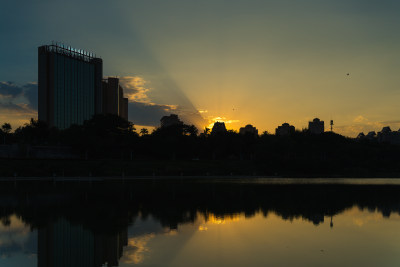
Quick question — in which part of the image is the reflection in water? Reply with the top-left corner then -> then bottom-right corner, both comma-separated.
38,218 -> 127,267
121,233 -> 154,264
0,179 -> 399,266
0,215 -> 36,259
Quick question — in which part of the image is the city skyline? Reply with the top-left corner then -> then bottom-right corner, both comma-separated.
1,1 -> 400,136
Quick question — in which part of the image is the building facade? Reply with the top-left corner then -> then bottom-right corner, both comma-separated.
102,77 -> 128,120
39,43 -> 129,129
38,43 -> 103,129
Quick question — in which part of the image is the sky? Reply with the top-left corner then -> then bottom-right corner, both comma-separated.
1,0 -> 400,136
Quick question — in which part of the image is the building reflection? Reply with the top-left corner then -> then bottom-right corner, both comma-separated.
0,180 -> 399,266
38,218 -> 127,267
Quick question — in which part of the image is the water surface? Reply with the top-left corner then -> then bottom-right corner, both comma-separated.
0,178 -> 399,267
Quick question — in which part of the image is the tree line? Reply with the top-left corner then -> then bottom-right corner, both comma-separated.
1,114 -> 400,176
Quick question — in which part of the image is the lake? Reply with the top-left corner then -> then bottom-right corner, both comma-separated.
0,178 -> 400,267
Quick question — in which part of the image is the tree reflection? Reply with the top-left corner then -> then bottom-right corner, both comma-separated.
0,180 -> 399,266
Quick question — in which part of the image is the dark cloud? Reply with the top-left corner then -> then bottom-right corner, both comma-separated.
0,82 -> 23,97
22,83 -> 38,110
0,81 -> 37,114
128,101 -> 206,128
128,102 -> 172,126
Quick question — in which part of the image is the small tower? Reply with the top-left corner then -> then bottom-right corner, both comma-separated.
330,120 -> 334,132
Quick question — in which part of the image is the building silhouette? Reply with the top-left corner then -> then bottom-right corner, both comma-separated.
38,218 -> 127,267
239,124 -> 258,136
38,42 -> 129,129
102,77 -> 128,120
211,122 -> 227,134
308,118 -> 324,134
38,43 -> 103,129
160,114 -> 183,128
275,123 -> 295,136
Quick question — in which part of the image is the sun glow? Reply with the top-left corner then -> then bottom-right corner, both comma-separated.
206,213 -> 242,225
207,116 -> 240,130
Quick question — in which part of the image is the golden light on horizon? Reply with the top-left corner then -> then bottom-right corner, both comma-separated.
207,116 -> 240,130
205,213 -> 242,225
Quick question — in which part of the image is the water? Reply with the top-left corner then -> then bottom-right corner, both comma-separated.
0,178 -> 400,267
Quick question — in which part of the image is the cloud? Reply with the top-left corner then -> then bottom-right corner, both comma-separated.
353,115 -> 368,123
119,76 -> 151,103
22,82 -> 38,110
0,81 -> 38,115
120,76 -> 206,128
206,116 -> 240,129
0,82 -> 23,98
128,102 -> 176,126
119,76 -> 176,126
0,102 -> 36,115
0,215 -> 37,258
120,233 -> 155,264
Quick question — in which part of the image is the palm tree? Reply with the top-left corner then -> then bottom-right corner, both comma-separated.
140,128 -> 149,136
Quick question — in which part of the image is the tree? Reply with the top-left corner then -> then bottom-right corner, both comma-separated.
1,123 -> 11,134
140,128 -> 149,136
1,123 -> 11,144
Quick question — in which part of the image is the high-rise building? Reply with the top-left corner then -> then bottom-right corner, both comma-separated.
102,77 -> 129,120
38,42 -> 103,129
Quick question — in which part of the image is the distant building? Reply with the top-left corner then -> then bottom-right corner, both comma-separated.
239,124 -> 258,136
102,77 -> 128,120
377,127 -> 400,145
275,123 -> 295,136
211,122 -> 227,134
38,43 -> 103,129
308,118 -> 324,134
160,114 -> 183,128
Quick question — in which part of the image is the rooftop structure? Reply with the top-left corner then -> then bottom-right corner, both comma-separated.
308,118 -> 324,134
239,124 -> 259,136
211,122 -> 227,134
275,123 -> 295,136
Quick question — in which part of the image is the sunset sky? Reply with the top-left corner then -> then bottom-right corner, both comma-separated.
1,0 -> 400,136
